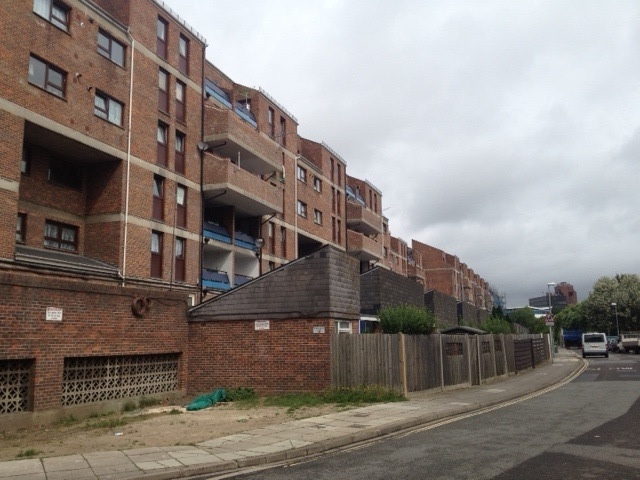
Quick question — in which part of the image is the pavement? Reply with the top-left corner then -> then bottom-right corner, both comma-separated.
0,348 -> 585,480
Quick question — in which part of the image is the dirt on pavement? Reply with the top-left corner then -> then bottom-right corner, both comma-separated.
0,397 -> 346,463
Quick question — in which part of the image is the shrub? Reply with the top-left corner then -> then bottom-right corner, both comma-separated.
379,304 -> 437,334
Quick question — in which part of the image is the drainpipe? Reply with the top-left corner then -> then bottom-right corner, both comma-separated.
199,43 -> 207,301
293,154 -> 298,258
122,28 -> 135,286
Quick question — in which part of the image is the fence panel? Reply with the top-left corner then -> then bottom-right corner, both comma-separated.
405,335 -> 441,391
494,335 -> 507,376
441,334 -> 470,387
330,333 -> 550,393
330,334 -> 401,391
513,339 -> 534,371
532,337 -> 547,365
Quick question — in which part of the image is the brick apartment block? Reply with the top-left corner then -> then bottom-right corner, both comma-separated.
0,0 -> 494,426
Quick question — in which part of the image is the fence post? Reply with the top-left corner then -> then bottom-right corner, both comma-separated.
530,338 -> 535,369
467,335 -> 472,387
398,333 -> 408,397
439,333 -> 445,391
501,334 -> 508,376
477,335 -> 482,384
491,334 -> 498,380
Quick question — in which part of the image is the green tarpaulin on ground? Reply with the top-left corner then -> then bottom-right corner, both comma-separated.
185,388 -> 226,411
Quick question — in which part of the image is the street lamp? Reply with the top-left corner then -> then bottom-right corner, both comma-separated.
255,237 -> 264,276
547,282 -> 556,361
611,302 -> 619,338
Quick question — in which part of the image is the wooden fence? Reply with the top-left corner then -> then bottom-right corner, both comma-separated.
331,333 -> 549,395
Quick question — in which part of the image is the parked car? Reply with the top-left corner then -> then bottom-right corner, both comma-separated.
582,332 -> 608,358
606,336 -> 619,352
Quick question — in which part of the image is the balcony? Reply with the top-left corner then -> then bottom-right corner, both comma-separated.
347,230 -> 382,262
203,155 -> 282,217
346,202 -> 382,236
203,107 -> 281,177
202,268 -> 230,291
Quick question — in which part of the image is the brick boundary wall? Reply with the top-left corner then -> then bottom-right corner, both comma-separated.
188,318 -> 351,395
0,269 -> 190,424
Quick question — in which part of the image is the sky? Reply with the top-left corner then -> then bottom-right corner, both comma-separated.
161,0 -> 640,307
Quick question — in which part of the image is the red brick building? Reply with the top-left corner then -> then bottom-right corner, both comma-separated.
0,0 -> 205,428
0,0 -> 495,427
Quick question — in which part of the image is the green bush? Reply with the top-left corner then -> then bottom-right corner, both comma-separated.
225,387 -> 256,401
379,304 -> 437,334
479,316 -> 513,334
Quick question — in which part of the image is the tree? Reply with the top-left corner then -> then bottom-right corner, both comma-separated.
378,304 -> 437,334
581,274 -> 640,334
507,307 -> 546,334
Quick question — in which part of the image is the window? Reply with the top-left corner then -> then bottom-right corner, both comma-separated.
175,80 -> 186,122
174,237 -> 185,282
314,209 -> 323,225
33,0 -> 70,31
153,175 -> 164,221
157,121 -> 168,166
313,176 -> 322,192
16,214 -> 26,243
151,230 -> 163,277
330,158 -> 334,182
337,219 -> 341,243
297,165 -> 307,183
48,159 -> 82,189
268,107 -> 275,137
44,220 -> 77,251
21,148 -> 30,175
331,187 -> 335,213
158,68 -> 169,113
175,131 -> 185,174
28,55 -> 65,98
297,201 -> 307,218
268,221 -> 275,254
97,29 -> 125,67
336,320 -> 352,334
279,117 -> 286,145
280,226 -> 286,256
176,184 -> 186,228
156,17 -> 168,59
336,191 -> 341,215
178,34 -> 189,74
94,91 -> 123,125
337,164 -> 342,186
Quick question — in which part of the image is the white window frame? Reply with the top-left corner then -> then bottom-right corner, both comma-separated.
336,320 -> 352,334
297,165 -> 307,183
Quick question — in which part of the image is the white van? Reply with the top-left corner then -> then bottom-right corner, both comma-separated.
582,332 -> 608,358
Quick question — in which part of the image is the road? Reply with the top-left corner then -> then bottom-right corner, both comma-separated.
216,353 -> 640,480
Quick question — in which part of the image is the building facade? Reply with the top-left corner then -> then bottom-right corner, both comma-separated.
1,0 -> 495,425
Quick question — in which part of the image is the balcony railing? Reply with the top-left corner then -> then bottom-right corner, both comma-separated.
234,102 -> 257,128
204,79 -> 232,108
202,268 -> 230,290
203,221 -> 231,244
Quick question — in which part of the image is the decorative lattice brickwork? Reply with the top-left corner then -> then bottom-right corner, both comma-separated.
0,359 -> 33,414
62,354 -> 179,406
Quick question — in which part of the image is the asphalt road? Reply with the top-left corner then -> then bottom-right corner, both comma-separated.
219,353 -> 640,480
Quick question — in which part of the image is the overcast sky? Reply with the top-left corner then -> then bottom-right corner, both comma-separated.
162,0 -> 640,307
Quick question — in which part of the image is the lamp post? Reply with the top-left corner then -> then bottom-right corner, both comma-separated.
611,302 -> 619,339
547,282 -> 556,361
255,237 -> 264,276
